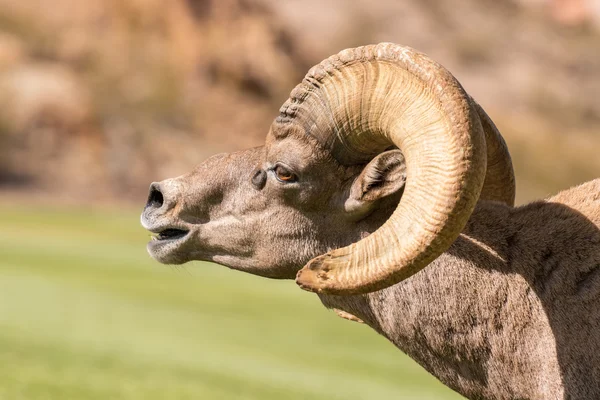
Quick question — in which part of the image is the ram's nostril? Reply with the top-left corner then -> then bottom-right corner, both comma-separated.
146,184 -> 164,210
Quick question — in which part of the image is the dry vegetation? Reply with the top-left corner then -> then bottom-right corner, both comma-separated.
0,0 -> 598,204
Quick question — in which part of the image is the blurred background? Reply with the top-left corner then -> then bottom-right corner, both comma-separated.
0,0 -> 598,399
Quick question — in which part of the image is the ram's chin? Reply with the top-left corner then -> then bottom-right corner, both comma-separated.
147,238 -> 190,264
210,254 -> 301,280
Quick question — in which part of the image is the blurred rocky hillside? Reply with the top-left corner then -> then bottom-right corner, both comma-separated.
0,0 -> 598,204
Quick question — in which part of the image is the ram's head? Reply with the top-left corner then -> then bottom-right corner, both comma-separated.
141,43 -> 514,295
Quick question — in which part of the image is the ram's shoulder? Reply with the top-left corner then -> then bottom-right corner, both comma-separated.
546,179 -> 600,227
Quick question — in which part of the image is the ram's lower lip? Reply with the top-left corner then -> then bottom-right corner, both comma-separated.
151,228 -> 189,242
146,227 -> 190,258
146,228 -> 192,264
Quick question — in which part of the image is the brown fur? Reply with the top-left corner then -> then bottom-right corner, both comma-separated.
320,179 -> 600,399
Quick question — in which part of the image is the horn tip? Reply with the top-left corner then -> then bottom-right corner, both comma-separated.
296,255 -> 334,294
296,253 -> 367,295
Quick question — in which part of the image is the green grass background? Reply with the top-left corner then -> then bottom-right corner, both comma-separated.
0,205 -> 464,400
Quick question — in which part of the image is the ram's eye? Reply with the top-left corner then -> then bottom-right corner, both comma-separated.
274,165 -> 297,183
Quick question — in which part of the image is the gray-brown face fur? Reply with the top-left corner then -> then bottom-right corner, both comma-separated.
140,130 -> 406,279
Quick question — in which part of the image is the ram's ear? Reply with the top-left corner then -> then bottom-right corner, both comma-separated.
344,150 -> 406,219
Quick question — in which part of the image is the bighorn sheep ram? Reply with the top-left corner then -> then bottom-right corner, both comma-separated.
141,43 -> 600,399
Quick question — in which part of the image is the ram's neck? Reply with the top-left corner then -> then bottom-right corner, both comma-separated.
319,201 -> 563,399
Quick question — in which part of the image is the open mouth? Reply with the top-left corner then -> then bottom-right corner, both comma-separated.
151,228 -> 189,242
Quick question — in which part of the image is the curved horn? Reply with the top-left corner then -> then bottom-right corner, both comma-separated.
278,43 -> 488,295
471,99 -> 516,206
